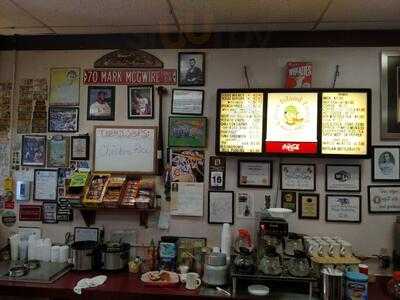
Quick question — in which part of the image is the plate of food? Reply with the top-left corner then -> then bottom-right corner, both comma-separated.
141,271 -> 180,286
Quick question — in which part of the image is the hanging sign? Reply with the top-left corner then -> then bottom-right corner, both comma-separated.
19,205 -> 42,221
83,69 -> 177,85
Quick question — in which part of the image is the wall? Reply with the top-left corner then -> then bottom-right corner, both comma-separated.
0,47 -> 395,256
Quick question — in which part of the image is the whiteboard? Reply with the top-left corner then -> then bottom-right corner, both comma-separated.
94,126 -> 157,174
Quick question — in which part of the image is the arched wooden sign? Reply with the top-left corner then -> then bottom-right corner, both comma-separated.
94,49 -> 163,68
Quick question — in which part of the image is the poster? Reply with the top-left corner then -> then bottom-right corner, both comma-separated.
237,192 -> 255,218
321,92 -> 368,156
49,68 -> 80,106
218,92 -> 264,153
0,83 -> 12,139
265,92 -> 318,154
170,150 -> 204,182
285,62 -> 312,88
170,182 -> 204,216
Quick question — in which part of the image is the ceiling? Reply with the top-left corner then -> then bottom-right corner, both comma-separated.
0,0 -> 400,35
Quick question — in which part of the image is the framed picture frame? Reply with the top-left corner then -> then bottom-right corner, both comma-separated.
208,191 -> 234,224
281,191 -> 296,212
33,169 -> 58,201
87,86 -> 115,121
280,164 -> 315,191
49,67 -> 80,106
325,164 -> 361,192
171,89 -> 204,115
42,201 -> 58,224
168,116 -> 207,147
298,193 -> 319,220
178,52 -> 205,86
21,135 -> 46,167
325,194 -> 361,223
19,205 -> 42,222
368,185 -> 400,213
71,135 -> 90,160
372,146 -> 400,181
127,85 -> 154,119
48,106 -> 79,132
238,160 -> 272,188
47,135 -> 69,167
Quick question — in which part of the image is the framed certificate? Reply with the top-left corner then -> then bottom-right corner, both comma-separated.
33,169 -> 58,201
280,164 -> 315,191
171,89 -> 204,115
298,193 -> 319,219
326,164 -> 361,192
326,195 -> 361,223
238,160 -> 272,188
368,185 -> 400,213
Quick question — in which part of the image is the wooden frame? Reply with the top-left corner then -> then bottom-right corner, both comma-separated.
325,164 -> 361,192
281,191 -> 296,212
372,146 -> 400,182
208,191 -> 234,225
93,126 -> 157,174
33,169 -> 58,201
21,135 -> 47,167
168,116 -> 207,148
237,160 -> 272,188
70,135 -> 90,160
368,185 -> 400,214
178,52 -> 205,87
298,193 -> 319,220
280,163 -> 316,191
171,89 -> 204,115
87,86 -> 115,121
325,194 -> 361,223
127,85 -> 154,119
48,106 -> 79,133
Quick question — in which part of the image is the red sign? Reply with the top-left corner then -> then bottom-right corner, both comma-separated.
19,205 -> 42,221
285,62 -> 312,88
265,142 -> 317,154
83,69 -> 177,85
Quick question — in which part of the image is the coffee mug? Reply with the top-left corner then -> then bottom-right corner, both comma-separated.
185,272 -> 201,290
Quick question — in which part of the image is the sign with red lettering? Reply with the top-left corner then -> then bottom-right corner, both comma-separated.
83,69 -> 177,85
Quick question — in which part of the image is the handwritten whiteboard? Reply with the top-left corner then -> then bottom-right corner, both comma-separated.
94,126 -> 157,174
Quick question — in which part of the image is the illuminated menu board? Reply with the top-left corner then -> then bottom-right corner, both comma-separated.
218,92 -> 264,153
321,92 -> 368,156
265,92 -> 319,154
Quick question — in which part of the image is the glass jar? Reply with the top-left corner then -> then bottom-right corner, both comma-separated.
287,250 -> 311,277
259,245 -> 282,275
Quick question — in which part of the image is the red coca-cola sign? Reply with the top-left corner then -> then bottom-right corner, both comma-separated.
265,141 -> 318,154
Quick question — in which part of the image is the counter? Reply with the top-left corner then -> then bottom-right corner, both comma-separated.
0,271 -> 391,300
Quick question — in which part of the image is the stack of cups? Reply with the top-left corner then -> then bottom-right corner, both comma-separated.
51,246 -> 60,263
9,234 -> 20,261
59,245 -> 69,263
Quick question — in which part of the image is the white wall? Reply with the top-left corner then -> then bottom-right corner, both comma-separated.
0,47 -> 396,256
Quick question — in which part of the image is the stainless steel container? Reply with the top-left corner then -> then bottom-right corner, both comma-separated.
322,269 -> 344,300
203,252 -> 228,286
71,241 -> 99,271
102,242 -> 130,271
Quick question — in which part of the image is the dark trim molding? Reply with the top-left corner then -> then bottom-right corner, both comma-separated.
2,30 -> 400,50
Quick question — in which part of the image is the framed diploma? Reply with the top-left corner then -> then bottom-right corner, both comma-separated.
238,160 -> 272,188
325,164 -> 361,192
298,193 -> 319,219
208,191 -> 234,224
171,89 -> 204,115
368,185 -> 400,213
326,195 -> 361,223
42,201 -> 58,224
280,164 -> 315,191
33,169 -> 58,201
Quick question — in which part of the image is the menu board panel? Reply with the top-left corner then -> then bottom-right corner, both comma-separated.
321,92 -> 368,156
218,92 -> 264,153
265,92 -> 319,154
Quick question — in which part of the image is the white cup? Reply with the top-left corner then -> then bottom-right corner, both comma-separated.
185,272 -> 201,290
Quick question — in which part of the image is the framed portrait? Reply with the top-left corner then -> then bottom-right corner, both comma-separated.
372,146 -> 400,181
127,85 -> 154,119
281,191 -> 296,212
171,89 -> 204,115
42,201 -> 58,224
368,185 -> 400,213
238,160 -> 272,188
325,164 -> 361,192
48,106 -> 79,132
280,164 -> 315,191
208,191 -> 234,224
168,116 -> 207,147
87,86 -> 115,121
178,52 -> 205,86
298,193 -> 319,220
47,135 -> 69,167
325,194 -> 361,223
21,135 -> 46,167
33,169 -> 58,201
49,67 -> 80,106
71,135 -> 90,160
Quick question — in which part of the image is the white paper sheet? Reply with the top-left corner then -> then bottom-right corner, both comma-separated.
171,182 -> 204,217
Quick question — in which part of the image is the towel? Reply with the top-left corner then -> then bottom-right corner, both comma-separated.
73,275 -> 107,295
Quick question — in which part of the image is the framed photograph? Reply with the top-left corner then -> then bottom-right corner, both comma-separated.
325,164 -> 361,192
87,86 -> 115,121
238,160 -> 272,188
49,68 -> 80,106
47,135 -> 69,167
372,146 -> 400,181
326,194 -> 361,223
208,191 -> 234,224
178,52 -> 205,86
48,107 -> 79,132
42,201 -> 58,224
71,135 -> 90,160
168,116 -> 207,147
280,164 -> 315,191
21,135 -> 46,167
298,193 -> 319,220
127,85 -> 154,119
368,185 -> 400,213
33,169 -> 58,201
281,191 -> 296,212
171,89 -> 204,115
